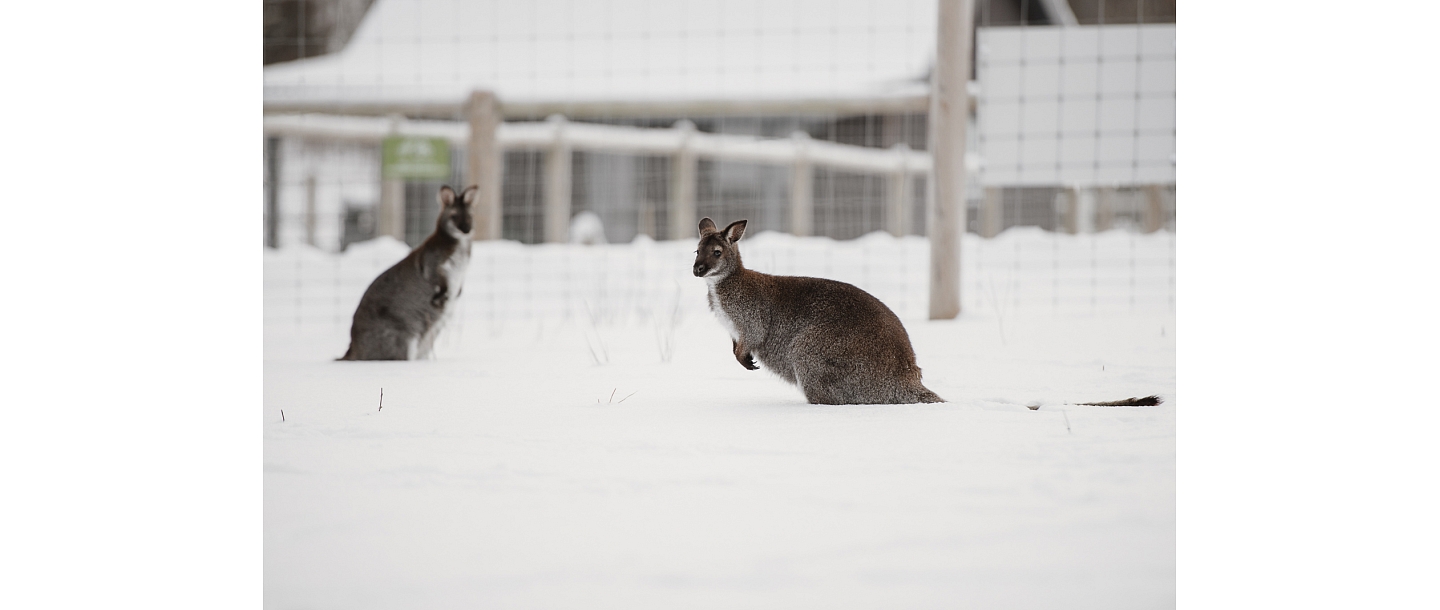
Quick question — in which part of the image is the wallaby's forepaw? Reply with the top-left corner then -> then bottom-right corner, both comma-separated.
739,353 -> 759,370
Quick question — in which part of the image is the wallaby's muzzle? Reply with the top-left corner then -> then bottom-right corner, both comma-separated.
693,262 -> 708,277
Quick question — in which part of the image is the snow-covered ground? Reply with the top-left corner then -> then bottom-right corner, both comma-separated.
264,230 -> 1175,609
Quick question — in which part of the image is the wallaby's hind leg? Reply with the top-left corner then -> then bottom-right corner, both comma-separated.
791,337 -> 939,404
795,370 -> 839,405
793,359 -> 858,405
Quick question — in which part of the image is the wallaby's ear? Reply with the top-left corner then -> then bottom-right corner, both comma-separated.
698,217 -> 717,236
438,185 -> 457,208
723,220 -> 747,243
460,185 -> 478,206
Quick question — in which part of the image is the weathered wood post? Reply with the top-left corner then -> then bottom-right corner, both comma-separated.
304,174 -> 317,246
378,179 -> 405,242
264,137 -> 279,248
928,0 -> 973,319
886,143 -> 913,237
543,114 -> 573,243
980,187 -> 1003,238
1143,184 -> 1165,233
668,120 -> 697,240
789,130 -> 814,237
1077,187 -> 1097,233
1096,186 -> 1116,231
1061,187 -> 1081,234
378,115 -> 406,243
466,90 -> 502,240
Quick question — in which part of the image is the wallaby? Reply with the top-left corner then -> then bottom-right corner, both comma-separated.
339,185 -> 475,361
693,218 -> 944,405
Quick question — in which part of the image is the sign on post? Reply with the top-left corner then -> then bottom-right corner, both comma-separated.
382,136 -> 451,180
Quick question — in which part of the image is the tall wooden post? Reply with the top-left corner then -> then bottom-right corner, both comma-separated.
264,137 -> 279,248
378,179 -> 405,242
1143,184 -> 1165,233
980,187 -> 1003,238
1077,187 -> 1097,233
379,114 -> 406,243
886,143 -> 913,237
928,0 -> 973,319
1096,186 -> 1116,231
789,131 -> 814,237
1061,187 -> 1081,234
669,120 -> 698,240
304,174 -> 317,246
466,90 -> 502,240
543,115 -> 573,243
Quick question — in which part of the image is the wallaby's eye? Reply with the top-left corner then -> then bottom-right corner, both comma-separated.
712,250 -> 721,258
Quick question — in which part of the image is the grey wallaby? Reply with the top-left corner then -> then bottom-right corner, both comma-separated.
693,218 -> 944,405
339,185 -> 475,361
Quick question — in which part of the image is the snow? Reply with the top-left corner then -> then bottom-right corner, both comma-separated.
265,229 -> 1175,608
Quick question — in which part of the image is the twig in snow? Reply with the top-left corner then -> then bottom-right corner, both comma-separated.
653,283 -> 684,363
582,299 -> 610,365
598,388 -> 638,404
281,410 -> 285,422
987,276 -> 1006,346
379,388 -> 384,411
1062,411 -> 1071,434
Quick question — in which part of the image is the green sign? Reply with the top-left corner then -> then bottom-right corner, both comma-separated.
382,136 -> 451,180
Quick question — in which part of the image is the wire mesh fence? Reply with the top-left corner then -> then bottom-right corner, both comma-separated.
264,228 -> 1174,337
262,0 -> 1176,333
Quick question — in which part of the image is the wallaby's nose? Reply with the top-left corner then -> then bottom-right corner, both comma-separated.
693,263 -> 707,277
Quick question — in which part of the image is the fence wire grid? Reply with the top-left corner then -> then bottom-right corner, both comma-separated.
263,0 -> 1175,330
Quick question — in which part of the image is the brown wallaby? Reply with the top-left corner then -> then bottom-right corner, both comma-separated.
693,218 -> 944,404
339,185 -> 475,361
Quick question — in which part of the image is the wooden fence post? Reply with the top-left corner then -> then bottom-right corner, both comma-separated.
928,0 -> 973,319
669,120 -> 697,240
304,174 -> 317,246
1077,187 -> 1097,233
886,143 -> 912,237
1061,187 -> 1080,234
379,114 -> 407,243
466,90 -> 501,240
1096,186 -> 1116,231
1143,184 -> 1165,233
789,131 -> 814,237
264,137 -> 279,248
544,114 -> 572,243
980,187 -> 1003,238
378,179 -> 405,242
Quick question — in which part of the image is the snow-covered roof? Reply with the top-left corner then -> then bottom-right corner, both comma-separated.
264,0 -> 939,109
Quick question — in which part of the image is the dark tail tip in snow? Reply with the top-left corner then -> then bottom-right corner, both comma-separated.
1077,395 -> 1163,407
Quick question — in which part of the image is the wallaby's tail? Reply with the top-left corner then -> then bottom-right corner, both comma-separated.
909,385 -> 946,404
1077,395 -> 1163,407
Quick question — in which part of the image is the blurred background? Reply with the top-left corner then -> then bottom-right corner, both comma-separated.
262,0 -> 1175,336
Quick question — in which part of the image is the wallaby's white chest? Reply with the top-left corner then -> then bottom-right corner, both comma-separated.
707,279 -> 740,341
441,241 -> 471,301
